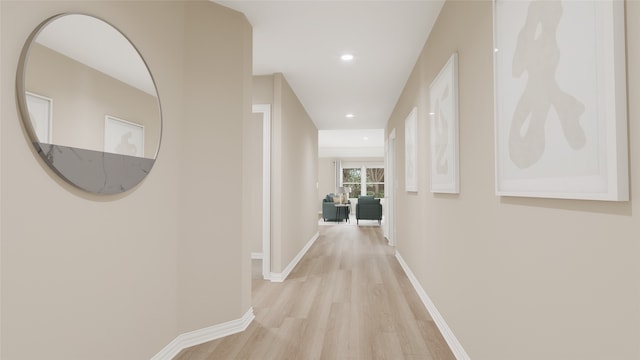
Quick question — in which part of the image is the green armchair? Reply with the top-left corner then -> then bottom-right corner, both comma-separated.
322,194 -> 350,222
355,195 -> 382,225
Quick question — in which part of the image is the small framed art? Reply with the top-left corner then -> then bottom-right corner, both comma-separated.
429,53 -> 459,194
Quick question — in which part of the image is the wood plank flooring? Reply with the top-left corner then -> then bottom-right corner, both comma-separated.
175,224 -> 455,360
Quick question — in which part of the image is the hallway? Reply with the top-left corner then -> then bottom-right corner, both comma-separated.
176,225 -> 455,359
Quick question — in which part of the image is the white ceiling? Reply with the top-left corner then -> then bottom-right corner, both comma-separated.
35,14 -> 157,96
318,128 -> 384,158
217,0 -> 444,155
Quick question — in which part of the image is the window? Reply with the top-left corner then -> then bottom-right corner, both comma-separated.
366,167 -> 384,198
342,165 -> 384,198
342,168 -> 362,199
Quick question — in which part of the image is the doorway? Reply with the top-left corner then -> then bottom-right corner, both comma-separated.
252,104 -> 271,280
385,128 -> 397,246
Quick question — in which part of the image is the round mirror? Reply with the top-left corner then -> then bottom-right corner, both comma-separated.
16,13 -> 162,195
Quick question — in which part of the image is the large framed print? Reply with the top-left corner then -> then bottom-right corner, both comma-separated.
494,0 -> 628,201
104,115 -> 145,157
405,107 -> 418,192
429,53 -> 459,194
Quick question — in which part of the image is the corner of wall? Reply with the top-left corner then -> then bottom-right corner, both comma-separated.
178,0 -> 253,335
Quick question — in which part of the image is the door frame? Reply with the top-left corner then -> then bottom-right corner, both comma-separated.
253,104 -> 271,280
385,128 -> 397,246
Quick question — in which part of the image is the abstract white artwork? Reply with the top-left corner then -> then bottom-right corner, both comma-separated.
429,53 -> 459,193
104,115 -> 144,157
26,92 -> 52,144
405,107 -> 418,192
494,0 -> 628,201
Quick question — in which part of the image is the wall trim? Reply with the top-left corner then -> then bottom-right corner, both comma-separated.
269,231 -> 319,282
395,251 -> 470,360
151,307 -> 255,360
251,252 -> 263,260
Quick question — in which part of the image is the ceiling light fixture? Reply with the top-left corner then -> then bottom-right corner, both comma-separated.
345,113 -> 355,118
363,137 -> 369,141
340,54 -> 354,61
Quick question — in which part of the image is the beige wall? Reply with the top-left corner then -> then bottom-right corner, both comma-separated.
386,1 -> 640,359
253,73 -> 319,273
253,75 -> 274,105
25,43 -> 160,157
178,0 -> 252,332
1,1 -> 251,359
273,73 -> 319,273
246,111 -> 264,254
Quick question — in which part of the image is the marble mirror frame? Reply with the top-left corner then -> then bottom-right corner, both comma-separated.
16,13 -> 162,195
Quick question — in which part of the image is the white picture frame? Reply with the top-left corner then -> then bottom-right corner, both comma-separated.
25,92 -> 53,144
104,115 -> 144,157
405,107 -> 418,192
429,53 -> 459,194
493,0 -> 628,201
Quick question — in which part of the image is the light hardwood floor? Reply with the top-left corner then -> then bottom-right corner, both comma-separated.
175,224 -> 455,360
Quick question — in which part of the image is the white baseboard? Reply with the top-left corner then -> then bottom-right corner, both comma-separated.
395,251 -> 470,360
251,252 -> 263,260
269,232 -> 319,282
151,307 -> 255,360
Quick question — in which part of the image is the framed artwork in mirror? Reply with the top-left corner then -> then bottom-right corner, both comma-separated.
105,116 -> 144,158
429,53 -> 459,194
25,92 -> 52,144
493,0 -> 628,201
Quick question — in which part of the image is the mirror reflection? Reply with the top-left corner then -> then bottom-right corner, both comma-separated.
23,13 -> 160,159
17,13 -> 162,194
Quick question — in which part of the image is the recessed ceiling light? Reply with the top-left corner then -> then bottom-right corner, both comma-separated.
363,137 -> 369,141
340,54 -> 354,61
345,113 -> 355,118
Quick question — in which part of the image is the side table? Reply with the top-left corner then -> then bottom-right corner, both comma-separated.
334,203 -> 350,223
